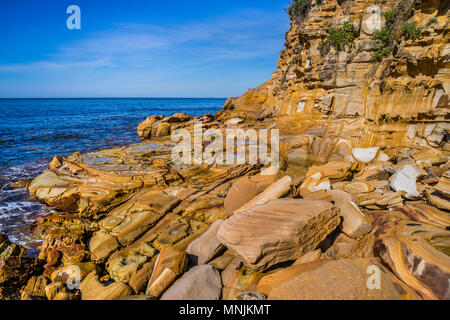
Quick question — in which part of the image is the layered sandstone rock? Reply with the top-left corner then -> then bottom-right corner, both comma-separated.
265,259 -> 403,300
217,199 -> 340,271
221,258 -> 266,300
374,219 -> 450,300
145,246 -> 187,297
218,0 -> 449,169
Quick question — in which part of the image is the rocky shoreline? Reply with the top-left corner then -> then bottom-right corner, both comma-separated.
0,0 -> 449,300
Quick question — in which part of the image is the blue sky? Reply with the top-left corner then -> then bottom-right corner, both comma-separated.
0,0 -> 291,98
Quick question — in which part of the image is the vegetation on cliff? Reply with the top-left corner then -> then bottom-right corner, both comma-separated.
318,21 -> 356,55
371,27 -> 394,62
288,0 -> 312,16
401,21 -> 423,40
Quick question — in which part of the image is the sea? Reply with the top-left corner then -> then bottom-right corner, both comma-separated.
0,98 -> 225,251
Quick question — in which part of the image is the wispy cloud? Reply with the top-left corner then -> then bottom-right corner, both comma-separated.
0,9 -> 288,73
0,58 -> 113,72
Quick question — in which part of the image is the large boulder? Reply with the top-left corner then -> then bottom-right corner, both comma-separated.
160,265 -> 222,300
217,199 -> 340,271
137,115 -> 163,140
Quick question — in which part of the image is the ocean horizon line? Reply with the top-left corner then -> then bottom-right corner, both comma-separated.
0,97 -> 228,100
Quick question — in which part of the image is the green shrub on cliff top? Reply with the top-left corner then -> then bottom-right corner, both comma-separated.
288,0 -> 312,16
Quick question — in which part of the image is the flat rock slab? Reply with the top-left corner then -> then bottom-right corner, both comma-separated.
160,265 -> 222,300
268,259 -> 402,300
217,199 -> 340,271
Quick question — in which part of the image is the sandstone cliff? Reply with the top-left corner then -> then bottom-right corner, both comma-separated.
218,0 -> 449,171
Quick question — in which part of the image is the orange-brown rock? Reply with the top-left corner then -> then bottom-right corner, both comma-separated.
145,246 -> 187,297
137,115 -> 163,139
323,232 -> 375,260
396,203 -> 450,229
51,262 -> 97,284
0,257 -> 44,287
27,143 -> 181,218
234,176 -> 293,214
329,190 -> 373,239
20,275 -> 49,300
258,260 -> 329,296
45,281 -> 79,300
375,220 -> 450,300
128,257 -> 156,294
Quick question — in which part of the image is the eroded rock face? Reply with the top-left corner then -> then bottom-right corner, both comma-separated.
218,0 -> 449,166
217,199 -> 340,271
374,219 -> 450,300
